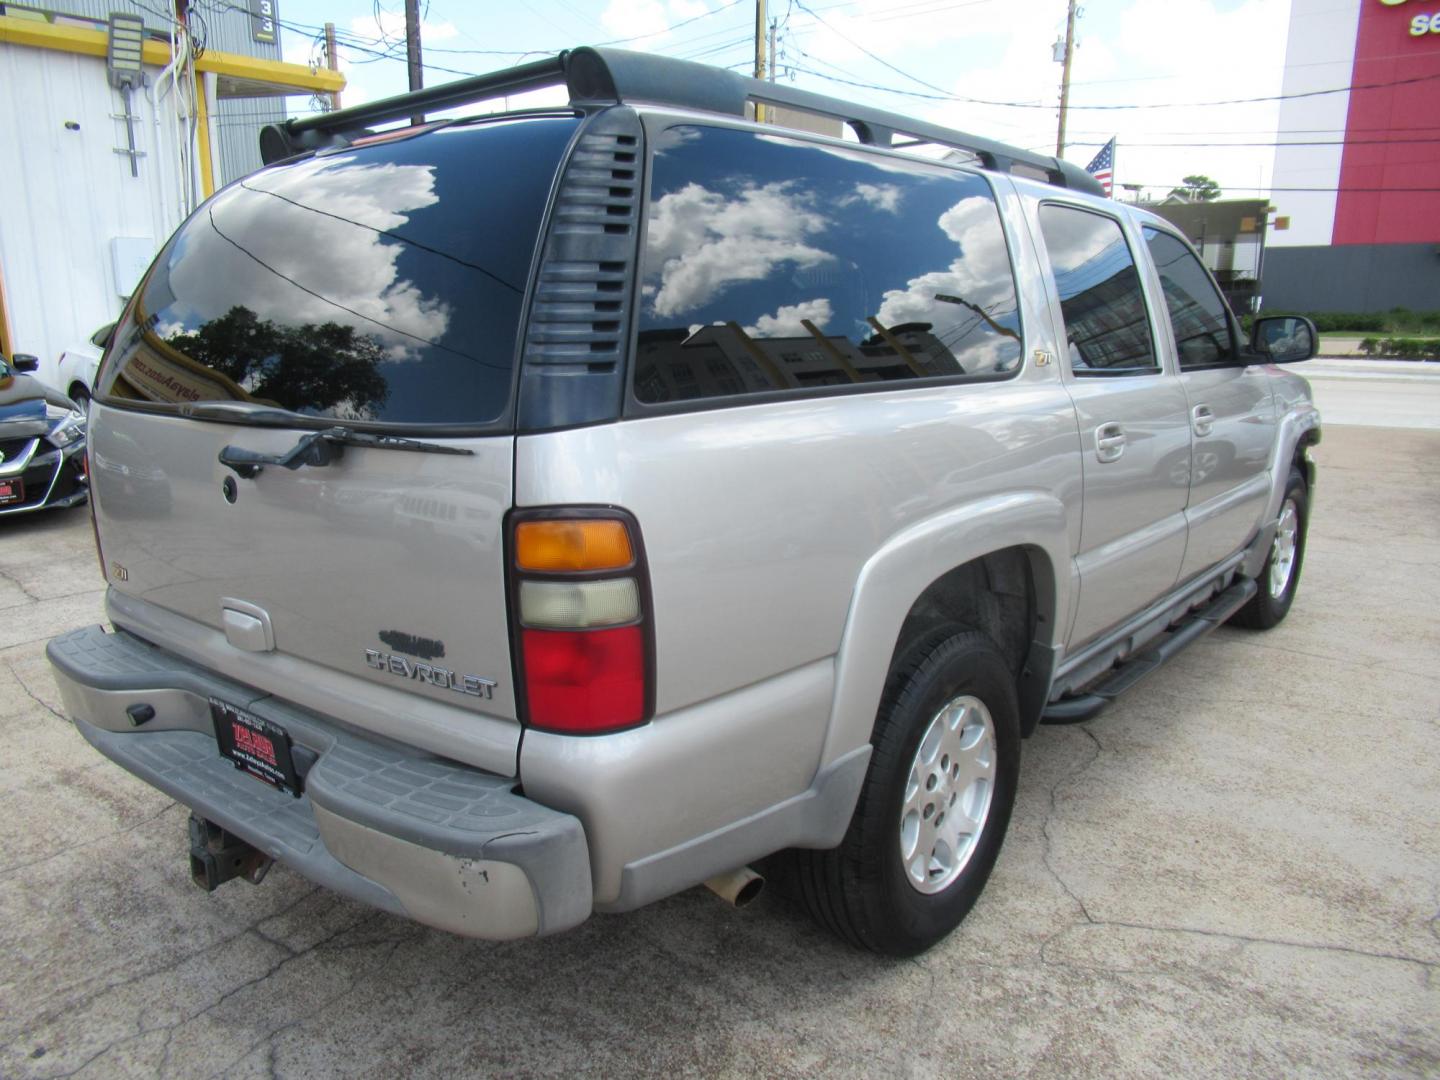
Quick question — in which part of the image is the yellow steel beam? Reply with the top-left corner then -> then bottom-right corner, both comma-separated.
197,51 -> 345,94
195,74 -> 215,198
0,14 -> 169,65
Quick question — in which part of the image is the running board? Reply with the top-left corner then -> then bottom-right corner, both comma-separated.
1042,578 -> 1258,725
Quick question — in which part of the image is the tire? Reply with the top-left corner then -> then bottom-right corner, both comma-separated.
791,630 -> 1020,956
1231,466 -> 1308,630
68,384 -> 91,410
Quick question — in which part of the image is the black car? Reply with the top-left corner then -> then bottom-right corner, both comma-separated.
0,353 -> 87,516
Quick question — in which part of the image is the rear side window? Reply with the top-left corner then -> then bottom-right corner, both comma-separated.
1143,227 -> 1236,369
1038,204 -> 1157,375
632,125 -> 1023,406
97,115 -> 579,428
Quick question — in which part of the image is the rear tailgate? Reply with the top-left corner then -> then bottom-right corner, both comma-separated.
85,114 -> 582,776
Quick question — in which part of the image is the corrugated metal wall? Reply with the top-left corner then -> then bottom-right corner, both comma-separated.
216,97 -> 282,183
0,41 -> 185,375
40,0 -> 284,183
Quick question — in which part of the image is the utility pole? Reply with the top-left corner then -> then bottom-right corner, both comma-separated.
768,17 -> 777,84
323,21 -> 341,110
754,0 -> 767,123
405,0 -> 424,125
1055,0 -> 1077,158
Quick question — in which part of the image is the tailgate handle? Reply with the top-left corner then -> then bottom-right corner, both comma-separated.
219,431 -> 342,479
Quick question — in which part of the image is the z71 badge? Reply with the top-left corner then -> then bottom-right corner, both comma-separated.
364,650 -> 496,700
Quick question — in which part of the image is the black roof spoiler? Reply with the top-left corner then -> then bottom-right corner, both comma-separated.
258,46 -> 1104,196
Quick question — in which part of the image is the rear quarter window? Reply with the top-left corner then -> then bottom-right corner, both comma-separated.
632,125 -> 1024,406
97,115 -> 579,429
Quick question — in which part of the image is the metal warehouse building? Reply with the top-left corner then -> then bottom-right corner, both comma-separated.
0,2 -> 343,370
1265,0 -> 1440,312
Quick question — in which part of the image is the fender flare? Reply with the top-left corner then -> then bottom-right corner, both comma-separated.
818,490 -> 1073,769
1242,402 -> 1320,580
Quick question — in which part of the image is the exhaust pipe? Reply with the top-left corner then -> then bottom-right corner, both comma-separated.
703,866 -> 765,908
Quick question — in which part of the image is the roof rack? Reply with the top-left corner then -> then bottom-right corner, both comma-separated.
258,47 -> 1103,196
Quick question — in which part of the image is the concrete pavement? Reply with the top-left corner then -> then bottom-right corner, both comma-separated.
0,425 -> 1437,1078
1294,357 -> 1440,429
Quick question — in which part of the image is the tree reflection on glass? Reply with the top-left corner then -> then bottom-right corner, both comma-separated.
165,305 -> 389,418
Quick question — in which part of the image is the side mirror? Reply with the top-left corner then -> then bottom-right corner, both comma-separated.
1249,316 -> 1318,364
10,354 -> 40,373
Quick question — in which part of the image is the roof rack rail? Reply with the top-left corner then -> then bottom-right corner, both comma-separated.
258,46 -> 1103,196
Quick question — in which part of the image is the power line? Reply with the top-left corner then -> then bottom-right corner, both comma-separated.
782,62 -> 1440,112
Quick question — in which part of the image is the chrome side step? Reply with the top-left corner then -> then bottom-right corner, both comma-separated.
1042,578 -> 1258,725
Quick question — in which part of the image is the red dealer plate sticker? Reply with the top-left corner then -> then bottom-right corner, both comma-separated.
0,479 -> 22,506
210,698 -> 302,797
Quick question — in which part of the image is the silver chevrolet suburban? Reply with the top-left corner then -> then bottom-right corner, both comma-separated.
47,48 -> 1320,956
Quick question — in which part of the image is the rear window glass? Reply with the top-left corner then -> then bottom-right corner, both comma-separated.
97,115 -> 578,427
633,125 -> 1023,406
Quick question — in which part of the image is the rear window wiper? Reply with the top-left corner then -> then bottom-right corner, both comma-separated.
219,425 -> 473,479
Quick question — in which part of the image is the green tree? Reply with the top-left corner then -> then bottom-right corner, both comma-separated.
167,306 -> 389,417
1168,174 -> 1222,202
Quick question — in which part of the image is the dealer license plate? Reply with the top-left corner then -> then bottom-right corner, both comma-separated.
210,698 -> 302,797
0,478 -> 22,506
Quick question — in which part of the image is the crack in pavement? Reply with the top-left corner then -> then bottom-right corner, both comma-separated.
1029,723 -> 1438,979
1041,918 -> 1438,975
0,798 -> 179,881
1,885 -> 326,1050
1038,724 -> 1103,928
0,565 -> 44,604
5,659 -> 69,724
207,925 -> 416,1080
28,899 -> 363,1080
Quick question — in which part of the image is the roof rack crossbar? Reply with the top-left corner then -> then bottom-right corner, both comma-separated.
258,46 -> 1103,195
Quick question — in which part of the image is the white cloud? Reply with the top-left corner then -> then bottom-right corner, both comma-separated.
352,9 -> 459,46
877,196 -> 1017,335
175,159 -> 453,361
644,181 -> 835,318
744,298 -> 834,338
781,0 -> 1289,199
600,0 -> 670,41
851,182 -> 903,212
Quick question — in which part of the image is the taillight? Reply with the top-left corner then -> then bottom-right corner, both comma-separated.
508,509 -> 653,734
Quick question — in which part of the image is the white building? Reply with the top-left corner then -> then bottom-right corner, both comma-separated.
0,3 -> 342,374
1266,0 -> 1440,311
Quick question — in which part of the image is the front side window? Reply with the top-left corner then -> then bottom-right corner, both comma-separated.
1038,204 -> 1157,376
1143,227 -> 1236,369
96,115 -> 579,428
633,125 -> 1023,405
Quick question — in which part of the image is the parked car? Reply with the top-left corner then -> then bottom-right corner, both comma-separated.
52,322 -> 115,408
47,48 -> 1320,955
0,352 -> 88,516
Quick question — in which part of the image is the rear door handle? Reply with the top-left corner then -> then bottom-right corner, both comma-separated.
1095,422 -> 1126,463
1192,404 -> 1214,437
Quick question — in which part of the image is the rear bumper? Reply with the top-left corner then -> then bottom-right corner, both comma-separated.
47,625 -> 592,940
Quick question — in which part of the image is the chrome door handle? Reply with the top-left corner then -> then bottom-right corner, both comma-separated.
1192,404 -> 1214,437
1095,422 -> 1126,463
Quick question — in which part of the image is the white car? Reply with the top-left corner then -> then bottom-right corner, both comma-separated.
52,322 -> 114,407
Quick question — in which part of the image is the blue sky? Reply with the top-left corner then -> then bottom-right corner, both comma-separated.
275,0 -> 1296,200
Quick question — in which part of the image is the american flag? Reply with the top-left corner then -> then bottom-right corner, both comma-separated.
1086,138 -> 1116,197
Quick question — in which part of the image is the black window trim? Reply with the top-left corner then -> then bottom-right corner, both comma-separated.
1037,199 -> 1164,380
1140,223 -> 1244,372
621,113 -> 1029,421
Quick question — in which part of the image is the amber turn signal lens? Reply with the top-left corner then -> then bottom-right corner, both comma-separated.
515,519 -> 634,572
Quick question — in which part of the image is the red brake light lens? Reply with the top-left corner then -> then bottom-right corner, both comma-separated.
521,626 -> 645,734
